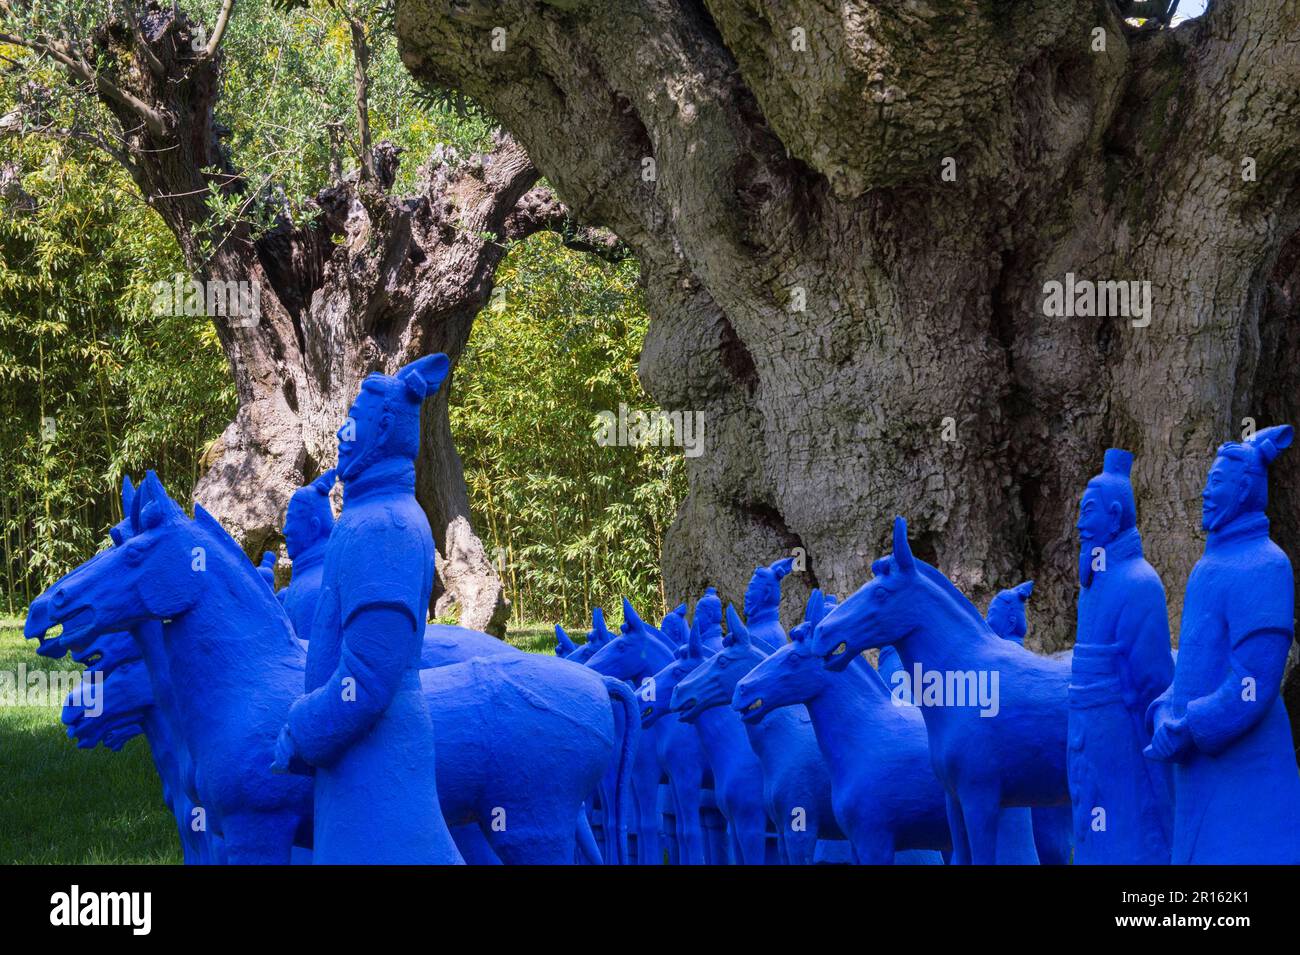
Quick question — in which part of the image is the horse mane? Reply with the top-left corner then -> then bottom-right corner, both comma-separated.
915,558 -> 994,635
193,505 -> 261,573
192,505 -> 300,646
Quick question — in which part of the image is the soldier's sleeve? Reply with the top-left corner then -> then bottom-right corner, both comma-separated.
285,521 -> 427,768
1184,558 -> 1294,757
1118,576 -> 1175,711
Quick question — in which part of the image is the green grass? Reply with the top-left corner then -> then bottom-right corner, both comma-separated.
0,618 -> 181,864
504,622 -> 559,654
0,616 -> 560,864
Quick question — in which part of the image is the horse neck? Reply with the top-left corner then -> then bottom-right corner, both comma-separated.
804,664 -> 887,776
889,583 -> 994,673
743,697 -> 807,763
633,638 -> 676,682
693,705 -> 753,772
747,599 -> 779,625
161,548 -> 301,705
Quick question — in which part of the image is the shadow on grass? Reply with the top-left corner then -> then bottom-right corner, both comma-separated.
0,625 -> 180,864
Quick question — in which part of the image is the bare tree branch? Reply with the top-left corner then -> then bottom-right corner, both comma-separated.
203,0 -> 235,57
347,15 -> 374,182
503,184 -> 628,261
121,2 -> 167,79
0,30 -> 170,136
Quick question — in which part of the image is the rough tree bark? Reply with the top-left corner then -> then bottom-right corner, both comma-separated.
394,0 -> 1300,655
4,3 -> 614,634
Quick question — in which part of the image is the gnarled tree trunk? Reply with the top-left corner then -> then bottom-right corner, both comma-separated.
5,4 -> 613,634
394,0 -> 1300,653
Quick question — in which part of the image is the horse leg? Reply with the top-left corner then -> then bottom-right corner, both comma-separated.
850,825 -> 895,865
671,779 -> 706,865
576,810 -> 604,865
733,807 -> 770,865
489,817 -> 576,865
452,823 -> 502,865
219,811 -> 297,865
780,821 -> 811,867
959,786 -> 1003,865
944,792 -> 971,865
635,792 -> 662,865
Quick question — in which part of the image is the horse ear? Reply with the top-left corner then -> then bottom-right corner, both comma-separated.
259,551 -> 277,569
591,607 -> 609,644
136,471 -> 182,531
120,475 -> 136,516
687,615 -> 702,659
771,556 -> 794,579
1014,580 -> 1034,602
892,516 -> 916,574
554,625 -> 576,655
673,602 -> 688,617
725,604 -> 751,646
661,612 -> 688,646
804,588 -> 824,624
396,353 -> 451,401
622,597 -> 645,633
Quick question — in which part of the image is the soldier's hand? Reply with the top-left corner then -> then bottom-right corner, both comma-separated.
1144,715 -> 1192,761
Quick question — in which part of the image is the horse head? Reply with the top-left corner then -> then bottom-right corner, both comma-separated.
63,657 -> 153,750
29,477 -> 139,659
25,473 -> 206,647
671,604 -> 764,723
553,624 -> 578,658
743,557 -> 793,623
659,611 -> 689,649
733,589 -> 834,724
813,516 -> 990,671
586,598 -> 670,681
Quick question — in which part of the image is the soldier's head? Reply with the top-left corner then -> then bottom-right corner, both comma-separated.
1204,425 -> 1293,532
336,354 -> 450,482
284,468 -> 336,558
1078,448 -> 1137,547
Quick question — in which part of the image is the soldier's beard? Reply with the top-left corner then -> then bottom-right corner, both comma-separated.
1078,535 -> 1108,585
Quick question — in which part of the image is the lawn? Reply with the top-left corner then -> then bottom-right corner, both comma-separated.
0,617 -> 561,864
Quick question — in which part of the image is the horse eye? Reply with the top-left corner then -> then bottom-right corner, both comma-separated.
122,543 -> 144,566
717,657 -> 729,669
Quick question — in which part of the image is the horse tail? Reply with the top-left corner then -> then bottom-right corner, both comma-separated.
575,807 -> 604,865
602,675 -> 640,866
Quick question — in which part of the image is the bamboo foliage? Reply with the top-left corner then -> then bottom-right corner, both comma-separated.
0,139 -> 235,612
451,233 -> 685,629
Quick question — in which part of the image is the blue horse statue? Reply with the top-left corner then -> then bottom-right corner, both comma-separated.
28,465 -> 635,864
812,517 -> 1071,864
29,479 -> 220,864
733,589 -> 950,863
672,602 -> 843,864
644,594 -> 770,863
586,598 -> 714,863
